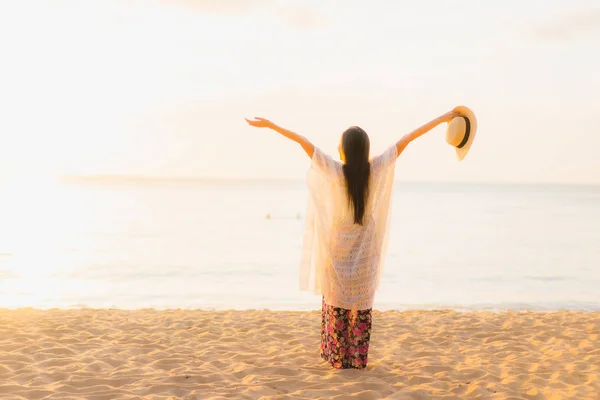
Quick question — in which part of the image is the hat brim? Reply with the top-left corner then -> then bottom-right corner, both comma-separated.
452,106 -> 477,161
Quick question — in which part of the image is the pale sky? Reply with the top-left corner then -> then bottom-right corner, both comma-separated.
0,0 -> 599,184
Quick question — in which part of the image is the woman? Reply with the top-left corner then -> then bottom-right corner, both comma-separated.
245,109 -> 459,369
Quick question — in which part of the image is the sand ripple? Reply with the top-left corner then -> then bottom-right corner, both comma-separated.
0,309 -> 598,399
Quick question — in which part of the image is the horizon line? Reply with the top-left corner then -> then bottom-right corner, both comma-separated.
54,175 -> 600,187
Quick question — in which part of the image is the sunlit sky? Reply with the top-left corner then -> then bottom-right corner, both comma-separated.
0,0 -> 599,184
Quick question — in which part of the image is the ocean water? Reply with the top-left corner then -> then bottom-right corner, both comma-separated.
0,179 -> 598,311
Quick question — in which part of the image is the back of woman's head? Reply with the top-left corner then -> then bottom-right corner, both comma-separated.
340,126 -> 370,225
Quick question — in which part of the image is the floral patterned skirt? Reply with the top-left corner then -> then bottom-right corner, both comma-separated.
320,296 -> 372,369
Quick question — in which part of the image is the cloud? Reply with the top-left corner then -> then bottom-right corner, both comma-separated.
532,8 -> 600,41
159,0 -> 272,15
160,0 -> 331,30
273,7 -> 331,30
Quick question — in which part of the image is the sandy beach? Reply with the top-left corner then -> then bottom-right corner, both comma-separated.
0,309 -> 598,399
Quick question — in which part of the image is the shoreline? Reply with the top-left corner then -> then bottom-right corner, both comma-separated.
1,309 -> 598,399
3,303 -> 600,312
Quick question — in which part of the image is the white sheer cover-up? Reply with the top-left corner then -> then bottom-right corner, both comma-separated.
299,145 -> 398,310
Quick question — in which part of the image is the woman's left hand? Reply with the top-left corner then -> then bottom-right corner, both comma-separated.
441,110 -> 460,123
245,117 -> 274,129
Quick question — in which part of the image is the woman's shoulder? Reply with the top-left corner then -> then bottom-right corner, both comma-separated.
370,145 -> 398,170
312,147 -> 343,175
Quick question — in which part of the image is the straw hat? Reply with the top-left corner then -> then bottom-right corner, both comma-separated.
446,106 -> 477,161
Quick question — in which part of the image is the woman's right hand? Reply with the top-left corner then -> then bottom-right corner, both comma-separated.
245,117 -> 274,129
245,117 -> 314,158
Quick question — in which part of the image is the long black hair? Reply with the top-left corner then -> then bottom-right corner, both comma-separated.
341,126 -> 370,225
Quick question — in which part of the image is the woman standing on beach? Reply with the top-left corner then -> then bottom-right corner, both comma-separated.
246,109 -> 460,369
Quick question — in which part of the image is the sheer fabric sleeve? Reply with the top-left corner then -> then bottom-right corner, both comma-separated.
310,146 -> 341,177
299,147 -> 342,293
369,144 -> 398,289
370,144 -> 398,188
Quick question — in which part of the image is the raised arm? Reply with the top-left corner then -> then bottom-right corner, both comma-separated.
245,117 -> 314,158
394,110 -> 458,157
